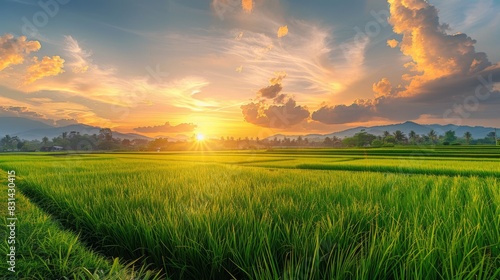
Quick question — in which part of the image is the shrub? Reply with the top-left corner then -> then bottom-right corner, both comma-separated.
371,140 -> 383,148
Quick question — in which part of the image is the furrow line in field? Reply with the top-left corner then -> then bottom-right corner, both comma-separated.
231,163 -> 500,179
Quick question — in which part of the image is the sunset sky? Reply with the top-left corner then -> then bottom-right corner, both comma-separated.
1,0 -> 499,138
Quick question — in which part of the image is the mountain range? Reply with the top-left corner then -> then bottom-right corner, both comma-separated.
268,121 -> 497,142
0,117 -> 151,141
0,117 -> 497,142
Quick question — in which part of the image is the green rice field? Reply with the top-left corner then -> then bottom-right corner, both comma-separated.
1,147 -> 500,279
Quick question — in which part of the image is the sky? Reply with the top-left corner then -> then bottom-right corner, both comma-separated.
1,0 -> 499,138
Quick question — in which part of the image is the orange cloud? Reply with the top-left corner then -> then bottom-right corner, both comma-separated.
241,98 -> 309,128
17,37 -> 219,116
242,0 -> 253,13
311,0 -> 500,126
25,56 -> 65,84
258,84 -> 282,99
242,73 -> 310,128
221,20 -> 367,99
373,78 -> 393,98
0,93 -> 111,127
269,71 -> 287,85
277,25 -> 288,38
0,34 -> 41,71
312,99 -> 376,124
387,39 -> 399,48
388,0 -> 491,92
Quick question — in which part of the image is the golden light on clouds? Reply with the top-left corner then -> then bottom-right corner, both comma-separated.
25,56 -> 65,84
2,0 -> 498,135
388,0 -> 490,86
269,71 -> 287,85
372,78 -> 393,98
242,0 -> 253,13
387,39 -> 399,48
277,26 -> 289,38
0,34 -> 41,71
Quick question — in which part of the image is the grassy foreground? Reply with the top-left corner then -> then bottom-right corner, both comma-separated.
0,174 -> 162,279
0,149 -> 499,279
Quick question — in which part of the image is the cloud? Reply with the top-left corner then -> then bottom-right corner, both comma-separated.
0,105 -> 85,127
0,34 -> 41,71
312,0 -> 500,125
223,19 -> 368,97
314,65 -> 500,125
387,0 -> 491,93
277,25 -> 288,38
269,71 -> 287,85
312,99 -> 376,124
64,35 -> 91,73
372,78 -> 393,98
242,71 -> 310,128
241,98 -> 309,128
163,5 -> 370,111
387,39 -> 399,48
54,119 -> 79,126
25,56 -> 65,84
274,93 -> 287,104
257,71 -> 288,99
258,84 -> 282,99
21,36 -> 218,115
0,106 -> 45,119
134,122 -> 197,133
242,0 -> 253,13
0,84 -> 115,127
235,32 -> 244,40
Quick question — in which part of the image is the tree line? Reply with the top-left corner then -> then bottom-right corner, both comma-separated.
336,129 -> 497,148
0,128 -> 498,152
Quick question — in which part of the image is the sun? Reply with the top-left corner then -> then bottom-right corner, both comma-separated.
196,133 -> 205,141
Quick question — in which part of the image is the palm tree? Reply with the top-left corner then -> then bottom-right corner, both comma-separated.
464,131 -> 472,145
42,136 -> 49,146
383,131 -> 390,139
393,130 -> 407,144
428,129 -> 437,144
409,130 -> 417,144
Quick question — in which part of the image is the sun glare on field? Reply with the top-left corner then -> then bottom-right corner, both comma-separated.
196,133 -> 205,141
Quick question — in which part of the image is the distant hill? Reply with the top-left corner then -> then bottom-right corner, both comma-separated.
267,121 -> 497,142
0,117 -> 54,135
1,117 -> 496,142
0,117 -> 151,141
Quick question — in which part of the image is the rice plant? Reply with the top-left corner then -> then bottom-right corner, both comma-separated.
0,150 -> 499,279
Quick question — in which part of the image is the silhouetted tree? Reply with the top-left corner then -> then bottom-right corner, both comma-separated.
383,131 -> 390,140
464,131 -> 472,145
393,130 -> 407,144
444,130 -> 457,143
99,128 -> 113,141
323,137 -> 333,147
428,129 -> 437,144
409,130 -> 417,144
